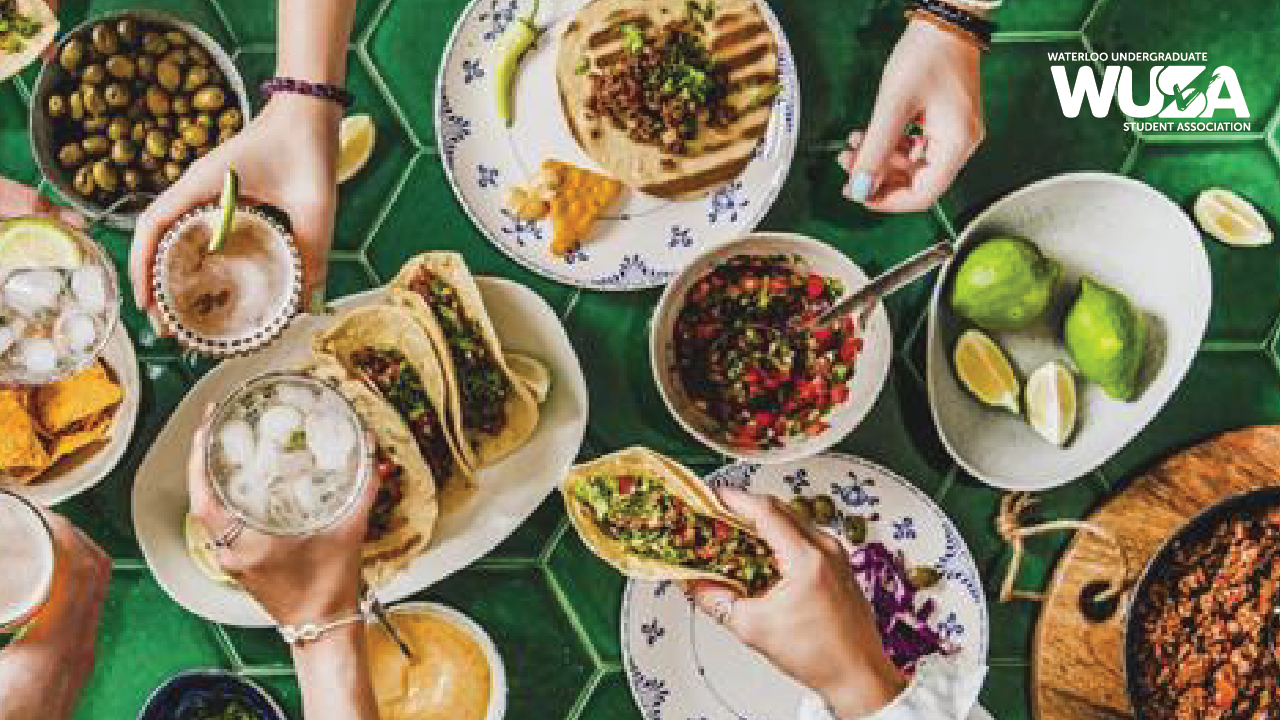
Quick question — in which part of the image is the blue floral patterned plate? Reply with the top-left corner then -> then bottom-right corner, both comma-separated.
435,0 -> 800,291
621,454 -> 989,720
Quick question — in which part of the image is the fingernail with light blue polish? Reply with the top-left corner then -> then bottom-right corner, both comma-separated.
848,172 -> 873,202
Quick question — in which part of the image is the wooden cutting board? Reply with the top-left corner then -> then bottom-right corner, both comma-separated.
1032,425 -> 1280,720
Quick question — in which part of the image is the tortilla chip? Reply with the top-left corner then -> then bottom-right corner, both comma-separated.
47,410 -> 112,463
33,360 -> 123,435
0,390 -> 51,482
542,160 -> 623,256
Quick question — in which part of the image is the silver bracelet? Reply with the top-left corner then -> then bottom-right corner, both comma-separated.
277,609 -> 366,645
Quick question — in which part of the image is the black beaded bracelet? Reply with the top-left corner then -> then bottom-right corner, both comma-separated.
905,0 -> 996,46
260,76 -> 355,109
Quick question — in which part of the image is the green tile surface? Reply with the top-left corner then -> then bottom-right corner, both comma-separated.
3,1 -> 1280,720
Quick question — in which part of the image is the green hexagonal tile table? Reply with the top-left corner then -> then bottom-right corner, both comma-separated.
6,1 -> 1280,719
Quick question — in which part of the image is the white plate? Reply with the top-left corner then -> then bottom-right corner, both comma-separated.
650,233 -> 893,464
133,278 -> 589,626
622,454 -> 989,720
436,0 -> 800,290
6,326 -> 140,507
926,173 -> 1212,491
372,602 -> 508,720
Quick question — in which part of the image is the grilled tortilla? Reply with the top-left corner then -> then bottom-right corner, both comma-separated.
299,354 -> 440,587
556,0 -> 779,200
0,0 -> 57,83
562,447 -> 778,595
390,252 -> 538,469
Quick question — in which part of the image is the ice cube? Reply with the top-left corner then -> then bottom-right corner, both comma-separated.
216,419 -> 257,469
258,404 -> 304,446
306,410 -> 357,472
269,447 -> 317,479
70,266 -> 109,315
227,470 -> 270,524
14,338 -> 58,377
54,311 -> 98,353
0,317 -> 24,356
4,270 -> 65,319
275,383 -> 320,414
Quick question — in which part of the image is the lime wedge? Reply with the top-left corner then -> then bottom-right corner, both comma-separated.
0,216 -> 83,268
1025,361 -> 1077,446
184,513 -> 236,585
208,166 -> 239,254
1194,188 -> 1272,247
507,351 -> 551,403
337,114 -> 376,184
953,329 -> 1021,414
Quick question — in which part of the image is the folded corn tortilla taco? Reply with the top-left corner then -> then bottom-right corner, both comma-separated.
298,353 -> 441,587
316,304 -> 475,509
556,0 -> 780,200
33,360 -> 124,436
389,252 -> 538,469
0,0 -> 57,83
562,446 -> 778,595
0,390 -> 50,483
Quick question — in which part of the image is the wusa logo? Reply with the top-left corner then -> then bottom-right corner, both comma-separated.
1048,52 -> 1253,132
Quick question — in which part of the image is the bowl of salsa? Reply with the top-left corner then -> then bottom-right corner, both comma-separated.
651,233 -> 892,463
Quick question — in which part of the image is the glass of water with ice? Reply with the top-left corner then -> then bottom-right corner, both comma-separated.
0,217 -> 122,385
205,373 -> 373,536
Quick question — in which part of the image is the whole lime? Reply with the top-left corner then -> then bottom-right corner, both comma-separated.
1064,277 -> 1146,401
950,237 -> 1061,331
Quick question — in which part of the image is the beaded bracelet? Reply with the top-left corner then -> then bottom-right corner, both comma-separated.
278,609 -> 365,646
905,0 -> 995,49
260,76 -> 355,109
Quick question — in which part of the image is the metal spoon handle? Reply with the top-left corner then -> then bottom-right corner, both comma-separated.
816,241 -> 955,327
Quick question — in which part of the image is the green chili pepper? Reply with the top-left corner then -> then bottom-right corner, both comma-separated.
494,0 -> 542,127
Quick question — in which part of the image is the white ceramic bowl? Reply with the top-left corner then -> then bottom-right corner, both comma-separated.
650,232 -> 893,464
925,172 -> 1211,490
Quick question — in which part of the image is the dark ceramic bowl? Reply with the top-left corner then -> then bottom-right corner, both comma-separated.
137,669 -> 288,720
1123,486 -> 1280,719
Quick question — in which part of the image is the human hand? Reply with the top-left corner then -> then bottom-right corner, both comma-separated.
130,93 -> 341,331
187,406 -> 376,627
838,20 -> 984,213
0,177 -> 85,228
686,491 -> 905,720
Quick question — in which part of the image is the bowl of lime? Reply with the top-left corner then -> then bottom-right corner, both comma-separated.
925,172 -> 1211,491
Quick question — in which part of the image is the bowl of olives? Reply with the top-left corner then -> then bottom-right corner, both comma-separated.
30,10 -> 249,229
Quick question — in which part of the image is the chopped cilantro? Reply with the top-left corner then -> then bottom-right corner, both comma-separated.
575,57 -> 590,74
285,429 -> 307,452
617,22 -> 645,54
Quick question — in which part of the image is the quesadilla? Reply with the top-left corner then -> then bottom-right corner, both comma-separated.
556,0 -> 780,199
0,0 -> 56,83
389,253 -> 538,469
562,447 -> 778,595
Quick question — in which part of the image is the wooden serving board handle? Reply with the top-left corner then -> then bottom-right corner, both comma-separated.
1032,425 -> 1280,720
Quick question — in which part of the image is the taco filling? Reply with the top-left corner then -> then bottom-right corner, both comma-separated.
351,347 -> 456,487
406,269 -> 512,436
572,472 -> 777,594
367,446 -> 407,542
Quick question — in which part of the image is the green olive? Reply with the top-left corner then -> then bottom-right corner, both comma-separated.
171,96 -> 191,116
73,165 -> 95,197
842,516 -> 867,546
126,97 -> 148,120
788,497 -> 815,523
907,566 -> 943,591
216,107 -> 242,131
196,113 -> 215,129
110,139 -> 136,165
155,116 -> 172,129
123,168 -> 141,191
105,55 -> 135,80
192,86 -> 226,112
116,19 -> 141,46
144,129 -> 169,158
46,94 -> 67,119
81,63 -> 106,85
67,90 -> 84,121
180,124 -> 209,148
57,144 -> 85,169
176,116 -> 193,132
136,54 -> 156,79
104,83 -> 130,108
186,44 -> 210,67
156,60 -> 182,92
168,139 -> 190,163
83,116 -> 109,133
91,24 -> 121,56
183,66 -> 210,93
163,161 -> 184,182
138,152 -> 161,173
130,121 -> 149,144
59,39 -> 87,73
164,30 -> 190,47
81,134 -> 110,156
107,117 -> 130,142
92,159 -> 119,193
195,145 -> 211,159
141,32 -> 168,56
81,85 -> 107,116
812,495 -> 837,524
162,48 -> 188,69
217,127 -> 237,146
145,87 -> 170,116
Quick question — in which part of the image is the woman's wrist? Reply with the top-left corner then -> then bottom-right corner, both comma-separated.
816,660 -> 908,720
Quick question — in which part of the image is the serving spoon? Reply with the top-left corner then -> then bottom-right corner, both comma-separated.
803,241 -> 955,330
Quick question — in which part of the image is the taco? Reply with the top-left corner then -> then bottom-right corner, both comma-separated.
562,447 -> 778,595
0,0 -> 57,83
389,252 -> 538,468
316,304 -> 475,516
556,0 -> 780,200
298,354 -> 440,586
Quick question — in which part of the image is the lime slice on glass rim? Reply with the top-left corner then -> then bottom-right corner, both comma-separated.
207,166 -> 240,254
0,216 -> 83,268
953,329 -> 1021,414
184,513 -> 236,585
1025,361 -> 1078,447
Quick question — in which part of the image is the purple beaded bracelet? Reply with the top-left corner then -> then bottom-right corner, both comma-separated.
260,76 -> 355,109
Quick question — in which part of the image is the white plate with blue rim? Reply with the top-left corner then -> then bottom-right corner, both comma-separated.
435,0 -> 800,291
621,454 -> 989,720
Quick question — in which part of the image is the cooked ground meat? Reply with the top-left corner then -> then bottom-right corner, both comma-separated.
1133,506 -> 1280,720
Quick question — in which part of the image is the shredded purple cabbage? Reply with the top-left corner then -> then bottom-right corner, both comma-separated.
849,542 -> 957,675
